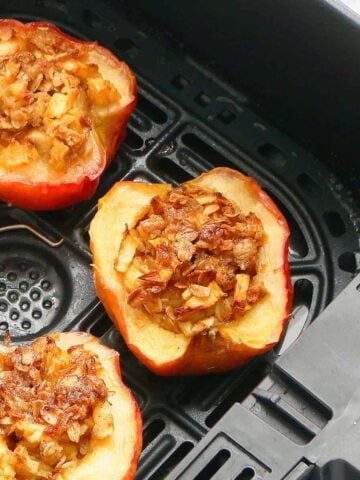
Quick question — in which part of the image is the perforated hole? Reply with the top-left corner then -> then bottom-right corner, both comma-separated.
138,94 -> 167,124
125,129 -> 143,150
32,309 -> 42,320
297,173 -> 322,196
182,133 -> 234,168
171,74 -> 190,90
129,112 -> 152,133
194,92 -> 212,107
29,271 -> 40,281
41,280 -> 51,291
10,309 -> 19,321
323,211 -> 346,237
217,109 -> 236,124
104,161 -> 117,176
8,291 -> 19,303
7,272 -> 17,282
30,289 -> 41,301
143,418 -> 166,449
19,281 -> 29,293
21,320 -> 31,330
42,299 -> 53,309
149,441 -> 194,480
338,252 -> 360,273
235,467 -> 256,480
205,363 -> 268,427
20,300 -> 30,312
258,143 -> 287,167
193,449 -> 230,480
89,315 -> 113,337
151,157 -> 192,183
114,37 -> 140,58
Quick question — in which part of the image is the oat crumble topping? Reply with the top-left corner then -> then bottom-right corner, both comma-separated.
116,184 -> 267,337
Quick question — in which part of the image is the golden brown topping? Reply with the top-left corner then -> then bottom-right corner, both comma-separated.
118,184 -> 267,337
0,26 -> 120,176
0,336 -> 112,479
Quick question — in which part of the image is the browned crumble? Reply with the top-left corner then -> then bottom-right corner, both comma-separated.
0,336 -> 113,479
0,25 -> 119,172
116,184 -> 267,337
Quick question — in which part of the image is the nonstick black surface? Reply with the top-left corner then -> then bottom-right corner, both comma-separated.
0,1 -> 359,479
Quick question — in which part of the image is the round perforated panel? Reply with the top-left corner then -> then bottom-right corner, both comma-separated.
0,248 -> 66,338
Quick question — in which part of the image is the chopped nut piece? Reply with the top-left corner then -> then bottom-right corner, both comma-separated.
40,407 -> 58,426
67,421 -> 81,443
39,439 -> 63,466
139,214 -> 166,237
233,238 -> 258,271
176,239 -> 196,262
176,229 -> 199,242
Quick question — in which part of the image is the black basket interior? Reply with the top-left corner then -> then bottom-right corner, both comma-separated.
0,1 -> 359,479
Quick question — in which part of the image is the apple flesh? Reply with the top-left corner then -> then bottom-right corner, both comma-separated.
90,167 -> 293,375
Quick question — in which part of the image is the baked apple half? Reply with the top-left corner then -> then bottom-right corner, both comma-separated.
0,332 -> 142,479
0,20 -> 136,210
90,167 -> 293,375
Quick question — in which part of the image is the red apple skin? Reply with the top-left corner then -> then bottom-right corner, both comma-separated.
0,20 -> 137,211
90,168 -> 293,376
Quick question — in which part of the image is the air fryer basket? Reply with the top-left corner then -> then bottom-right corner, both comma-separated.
0,1 -> 359,479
